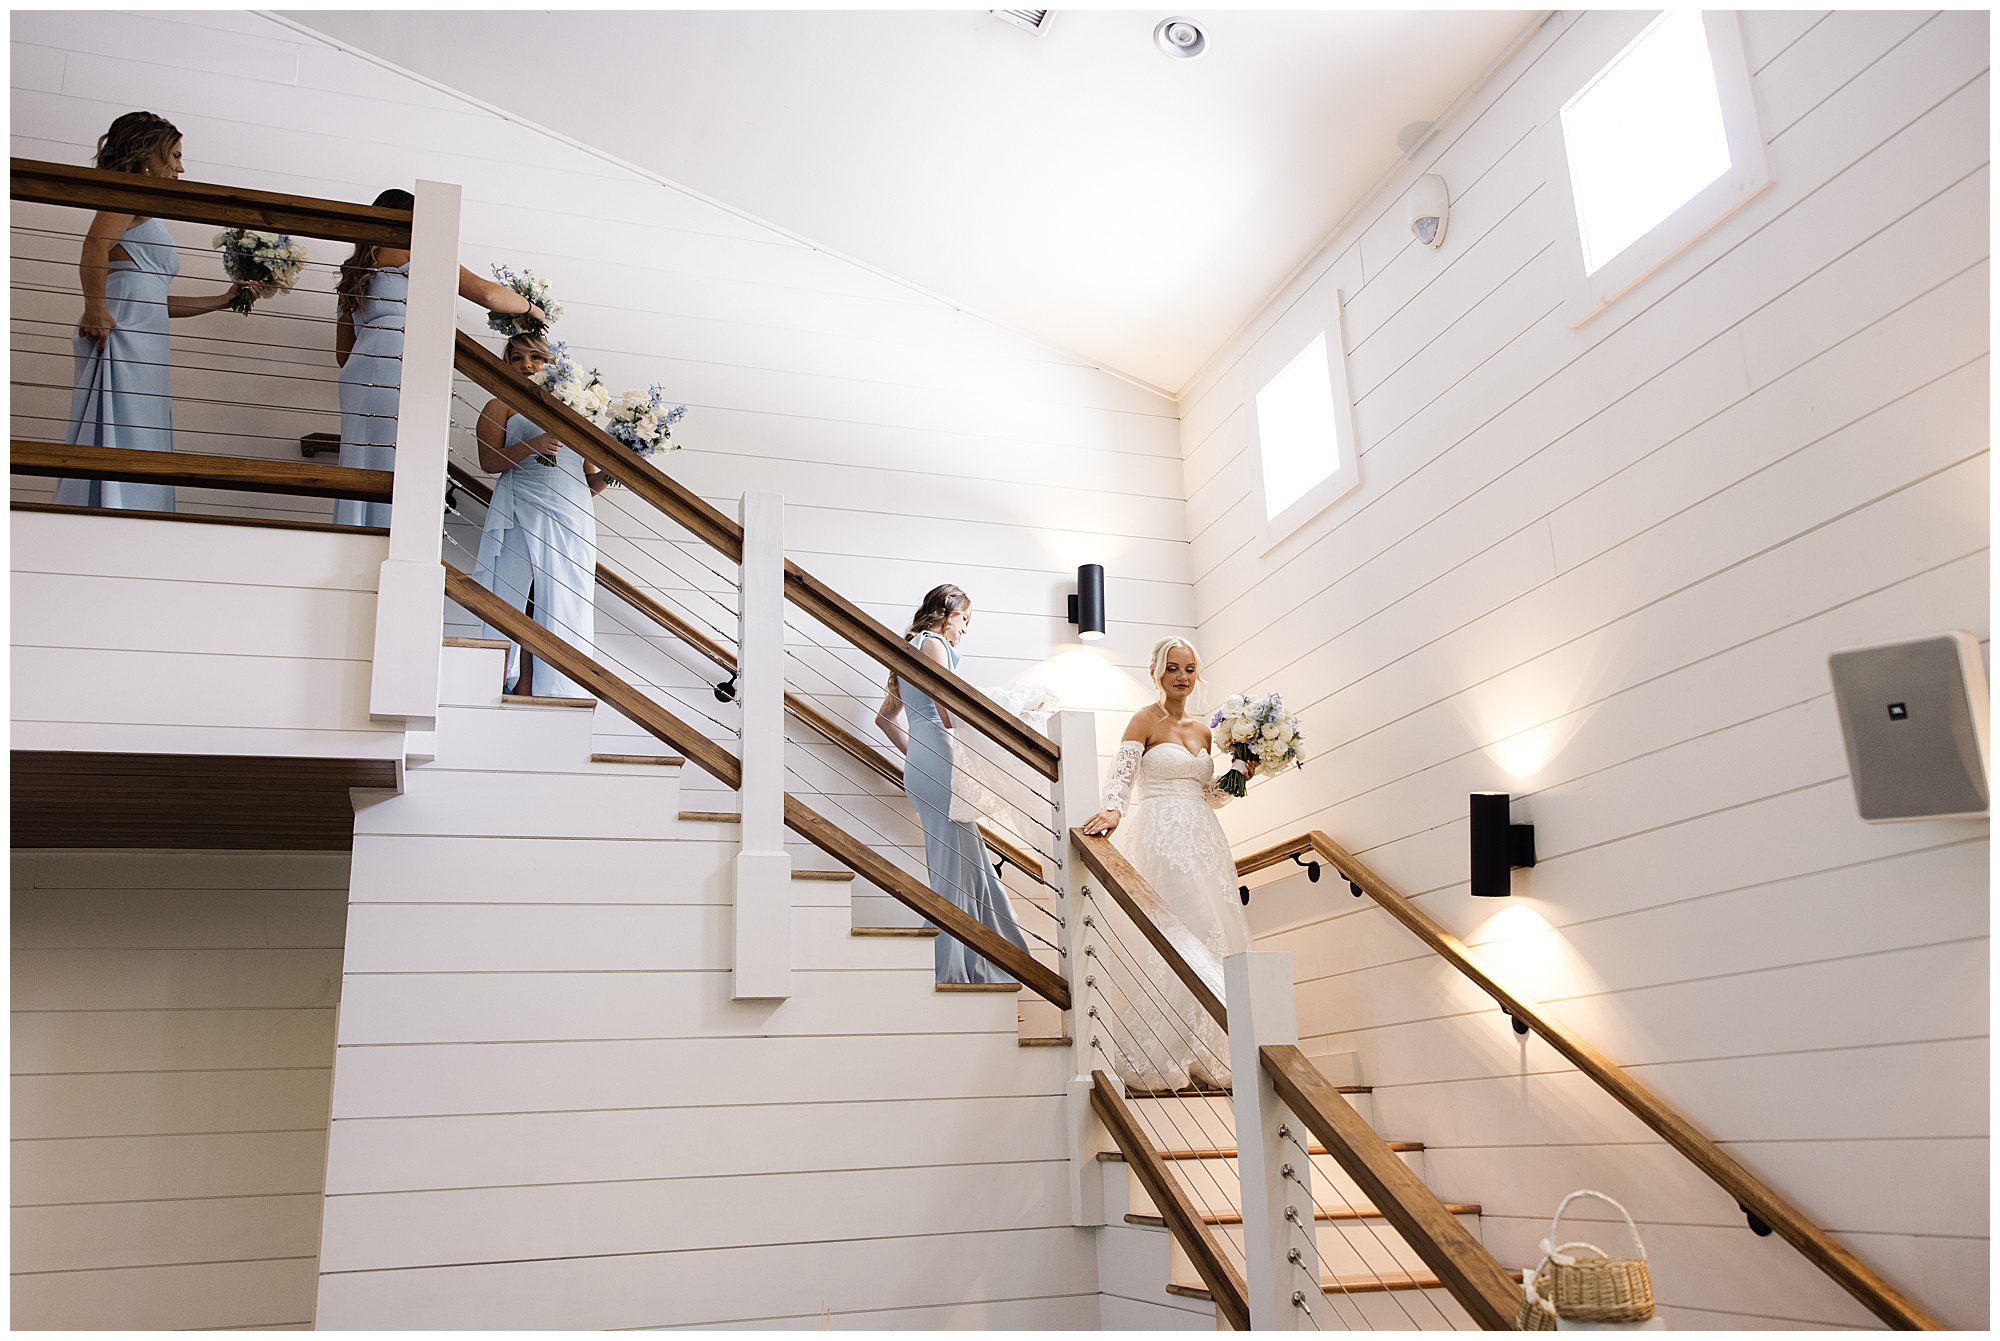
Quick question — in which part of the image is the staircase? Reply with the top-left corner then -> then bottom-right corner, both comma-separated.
1098,1084 -> 1502,1330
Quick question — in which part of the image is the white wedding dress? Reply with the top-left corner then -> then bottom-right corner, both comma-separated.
1097,741 -> 1252,1091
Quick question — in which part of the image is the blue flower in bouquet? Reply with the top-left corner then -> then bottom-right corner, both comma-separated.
487,264 -> 560,338
599,384 -> 688,487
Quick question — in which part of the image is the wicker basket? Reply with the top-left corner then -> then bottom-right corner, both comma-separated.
1514,1266 -> 1560,1331
1532,1189 -> 1655,1324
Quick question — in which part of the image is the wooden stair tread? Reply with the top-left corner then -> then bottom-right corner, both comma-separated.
1167,1269 -> 1521,1301
1018,1036 -> 1072,1047
677,810 -> 742,823
1097,1140 -> 1421,1163
935,982 -> 1022,993
790,869 -> 856,882
501,693 -> 597,709
1125,1203 -> 1480,1228
850,927 -> 938,937
443,636 -> 509,650
590,752 -> 685,767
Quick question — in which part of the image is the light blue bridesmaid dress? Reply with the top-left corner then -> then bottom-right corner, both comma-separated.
898,630 -> 1031,984
333,260 -> 408,528
57,216 -> 178,511
471,413 -> 598,699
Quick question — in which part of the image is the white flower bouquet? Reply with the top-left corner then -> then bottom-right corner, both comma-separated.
486,263 -> 559,337
213,228 -> 307,314
598,385 -> 688,485
1209,692 -> 1304,797
526,341 -> 609,465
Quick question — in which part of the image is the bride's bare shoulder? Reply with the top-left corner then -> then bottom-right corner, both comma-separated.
1120,705 -> 1163,744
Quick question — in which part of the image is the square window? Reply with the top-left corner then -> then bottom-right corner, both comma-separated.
1562,9 -> 1731,275
1557,11 -> 1771,319
1255,332 -> 1341,521
1246,306 -> 1361,550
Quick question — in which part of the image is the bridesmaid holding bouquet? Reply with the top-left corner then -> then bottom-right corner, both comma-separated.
58,112 -> 263,511
331,191 -> 549,527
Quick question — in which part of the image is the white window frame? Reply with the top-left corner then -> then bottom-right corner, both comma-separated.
1556,10 -> 1773,327
1246,297 -> 1361,553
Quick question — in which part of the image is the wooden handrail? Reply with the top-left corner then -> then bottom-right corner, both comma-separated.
13,439 -> 394,502
1260,1043 -> 1522,1330
12,157 -> 412,247
1070,830 -> 1228,1029
445,562 -> 1068,1008
1239,830 -> 1944,1331
446,460 -> 1046,883
453,332 -> 1060,780
1090,1071 -> 1249,1329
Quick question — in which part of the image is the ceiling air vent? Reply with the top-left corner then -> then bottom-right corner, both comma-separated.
992,10 -> 1054,36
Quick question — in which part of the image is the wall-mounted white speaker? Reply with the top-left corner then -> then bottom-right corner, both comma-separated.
1827,631 -> 1990,822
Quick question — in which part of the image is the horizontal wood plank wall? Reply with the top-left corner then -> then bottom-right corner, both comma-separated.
8,9 -> 1191,772
9,508 -> 399,759
1184,10 -> 1989,1332
299,643 -> 1091,1327
10,849 -> 349,1330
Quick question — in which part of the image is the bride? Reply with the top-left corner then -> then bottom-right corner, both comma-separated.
1081,636 -> 1252,1091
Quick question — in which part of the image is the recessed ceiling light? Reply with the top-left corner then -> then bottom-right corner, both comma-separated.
1153,16 -> 1207,60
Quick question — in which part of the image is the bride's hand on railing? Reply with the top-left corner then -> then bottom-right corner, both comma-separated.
1081,807 -> 1120,836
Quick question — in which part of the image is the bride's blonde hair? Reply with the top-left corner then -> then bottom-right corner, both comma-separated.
1148,636 -> 1204,712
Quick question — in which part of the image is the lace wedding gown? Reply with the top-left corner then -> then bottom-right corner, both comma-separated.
1098,742 -> 1252,1091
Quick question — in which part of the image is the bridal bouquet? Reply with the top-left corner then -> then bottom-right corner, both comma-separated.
1210,693 -> 1304,797
526,341 -> 609,465
486,263 -> 560,337
213,228 -> 307,314
598,385 -> 688,486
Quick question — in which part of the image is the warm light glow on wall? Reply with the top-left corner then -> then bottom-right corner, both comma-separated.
1020,647 -> 1151,714
1447,639 -> 1622,784
1463,902 -> 1607,1005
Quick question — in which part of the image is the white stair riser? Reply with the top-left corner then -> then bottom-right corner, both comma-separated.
1168,1212 -> 1483,1282
429,703 -> 614,772
438,645 -> 508,707
1125,1148 -> 1425,1219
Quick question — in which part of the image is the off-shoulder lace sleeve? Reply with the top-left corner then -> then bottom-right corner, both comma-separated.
1202,755 -> 1243,810
1102,741 -> 1144,813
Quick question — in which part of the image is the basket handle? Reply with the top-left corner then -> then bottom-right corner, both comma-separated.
1547,1188 -> 1647,1261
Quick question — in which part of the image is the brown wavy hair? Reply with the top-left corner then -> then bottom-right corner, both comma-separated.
95,111 -> 180,175
336,188 -> 415,320
884,583 -> 970,695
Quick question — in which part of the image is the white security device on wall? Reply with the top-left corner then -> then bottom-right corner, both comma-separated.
1827,631 -> 1990,822
1409,174 -> 1449,248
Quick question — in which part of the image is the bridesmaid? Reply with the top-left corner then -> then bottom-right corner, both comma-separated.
332,190 -> 547,527
874,584 -> 1031,984
58,111 -> 262,511
469,333 -> 607,698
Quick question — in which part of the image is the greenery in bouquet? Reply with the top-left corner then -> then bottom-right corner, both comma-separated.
1208,693 -> 1304,797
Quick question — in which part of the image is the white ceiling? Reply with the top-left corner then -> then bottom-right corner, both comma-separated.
288,9 -> 1536,394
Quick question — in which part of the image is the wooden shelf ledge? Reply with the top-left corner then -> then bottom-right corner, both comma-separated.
590,753 -> 685,767
850,926 -> 938,938
677,810 -> 742,824
790,869 -> 856,882
444,636 -> 510,650
935,981 -> 1022,993
501,693 -> 596,709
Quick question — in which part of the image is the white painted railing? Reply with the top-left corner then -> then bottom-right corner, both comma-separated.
733,489 -> 791,999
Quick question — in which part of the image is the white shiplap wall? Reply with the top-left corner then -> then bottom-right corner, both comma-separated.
11,849 -> 348,1330
8,8 -> 1191,758
315,645 -> 1095,1329
1188,10 -> 1988,1332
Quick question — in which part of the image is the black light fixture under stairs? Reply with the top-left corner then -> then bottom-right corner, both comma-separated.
1469,791 -> 1536,897
1067,563 -> 1106,642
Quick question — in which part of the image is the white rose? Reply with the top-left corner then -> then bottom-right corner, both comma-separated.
1262,723 -> 1280,739
1232,720 -> 1254,742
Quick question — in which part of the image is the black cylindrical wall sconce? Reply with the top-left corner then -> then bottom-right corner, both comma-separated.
1067,563 -> 1106,642
1470,791 -> 1536,897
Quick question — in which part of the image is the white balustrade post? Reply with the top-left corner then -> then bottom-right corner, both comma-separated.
1050,708 -> 1108,1226
367,178 -> 461,743
731,490 -> 791,999
1227,949 -> 1313,1330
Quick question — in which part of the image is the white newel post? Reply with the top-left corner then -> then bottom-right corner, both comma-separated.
732,491 -> 792,1000
1227,950 -> 1314,1330
1051,708 -> 1109,1226
367,178 -> 462,746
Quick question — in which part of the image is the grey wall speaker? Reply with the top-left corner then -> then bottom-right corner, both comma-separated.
1827,631 -> 1990,823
